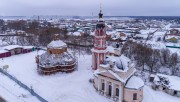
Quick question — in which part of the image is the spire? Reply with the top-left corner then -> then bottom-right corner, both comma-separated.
99,1 -> 103,19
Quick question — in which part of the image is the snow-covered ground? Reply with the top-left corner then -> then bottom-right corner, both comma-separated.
143,86 -> 180,102
0,51 -> 180,102
0,51 -> 110,102
0,73 -> 38,102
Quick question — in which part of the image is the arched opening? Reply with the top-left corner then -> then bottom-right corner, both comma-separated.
109,85 -> 112,96
102,83 -> 105,91
116,88 -> 119,96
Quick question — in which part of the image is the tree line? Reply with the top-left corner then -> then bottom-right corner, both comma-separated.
122,41 -> 180,76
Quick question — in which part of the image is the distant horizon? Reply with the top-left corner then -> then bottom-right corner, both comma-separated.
1,15 -> 180,17
1,0 -> 180,16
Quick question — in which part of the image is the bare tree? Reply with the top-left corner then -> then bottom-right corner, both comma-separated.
169,53 -> 178,75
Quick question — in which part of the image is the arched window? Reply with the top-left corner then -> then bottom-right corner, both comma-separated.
116,88 -> 119,96
102,83 -> 105,91
109,85 -> 112,96
133,93 -> 137,100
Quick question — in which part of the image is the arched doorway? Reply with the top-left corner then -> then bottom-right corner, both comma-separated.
109,85 -> 112,96
116,88 -> 119,96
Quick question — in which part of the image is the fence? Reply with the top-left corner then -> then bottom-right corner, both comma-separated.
0,68 -> 48,102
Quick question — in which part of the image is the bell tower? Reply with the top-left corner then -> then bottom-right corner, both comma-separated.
91,7 -> 107,70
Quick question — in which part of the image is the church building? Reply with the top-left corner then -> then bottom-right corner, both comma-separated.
92,9 -> 144,102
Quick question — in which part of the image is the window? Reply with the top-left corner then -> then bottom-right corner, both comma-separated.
102,83 -> 105,91
49,51 -> 52,54
133,93 -> 137,100
116,88 -> 119,96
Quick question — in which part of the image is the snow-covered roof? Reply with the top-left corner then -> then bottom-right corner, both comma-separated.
135,34 -> 148,39
23,46 -> 35,49
105,55 -> 131,72
72,32 -> 81,36
140,29 -> 157,34
0,49 -> 9,53
119,55 -> 131,71
3,45 -> 23,50
107,46 -> 115,53
47,40 -> 67,49
146,41 -> 166,50
90,31 -> 95,36
154,31 -> 167,36
125,76 -> 144,89
39,52 -> 76,68
106,31 -> 116,35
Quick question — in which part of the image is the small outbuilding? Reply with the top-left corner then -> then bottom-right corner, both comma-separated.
3,45 -> 23,55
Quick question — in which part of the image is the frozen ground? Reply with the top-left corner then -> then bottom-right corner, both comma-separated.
0,73 -> 38,102
0,51 -> 180,102
143,86 -> 180,102
0,51 -> 110,102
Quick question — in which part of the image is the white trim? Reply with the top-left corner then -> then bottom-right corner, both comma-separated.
111,83 -> 114,98
97,54 -> 99,69
92,53 -> 95,69
104,80 -> 107,96
119,85 -> 123,102
91,48 -> 107,53
98,78 -> 100,91
95,36 -> 106,39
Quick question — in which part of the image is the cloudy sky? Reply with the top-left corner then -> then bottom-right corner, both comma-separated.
0,0 -> 180,16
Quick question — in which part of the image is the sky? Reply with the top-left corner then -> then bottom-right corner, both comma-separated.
0,0 -> 180,16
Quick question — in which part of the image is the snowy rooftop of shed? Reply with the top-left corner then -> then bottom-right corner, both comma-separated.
125,76 -> 144,89
0,49 -> 9,53
47,40 -> 67,49
23,46 -> 35,49
3,45 -> 23,50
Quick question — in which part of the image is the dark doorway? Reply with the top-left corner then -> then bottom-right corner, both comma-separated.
109,85 -> 112,96
116,88 -> 119,96
133,93 -> 137,100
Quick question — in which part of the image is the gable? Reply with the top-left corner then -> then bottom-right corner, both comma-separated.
99,71 -> 120,81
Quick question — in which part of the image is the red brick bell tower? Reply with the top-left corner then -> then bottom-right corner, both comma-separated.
91,9 -> 107,70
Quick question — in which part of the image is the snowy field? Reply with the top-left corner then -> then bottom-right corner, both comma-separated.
0,73 -> 38,102
0,51 -> 180,102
